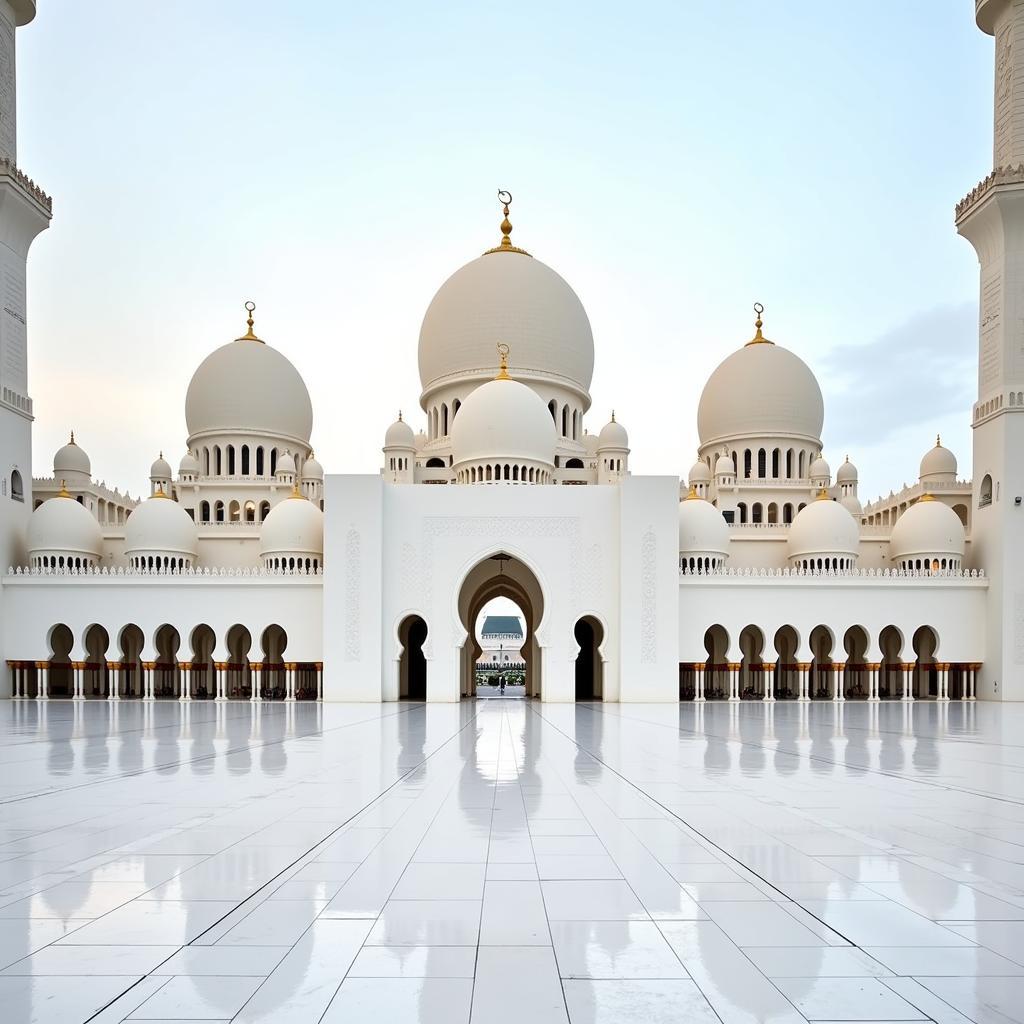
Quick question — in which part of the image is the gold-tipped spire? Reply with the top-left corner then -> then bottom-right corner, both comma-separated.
816,486 -> 830,500
236,300 -> 264,343
611,410 -> 616,422
495,342 -> 511,380
936,433 -> 942,447
153,482 -> 168,498
684,484 -> 701,501
57,479 -> 71,498
483,190 -> 531,256
69,430 -> 75,445
745,302 -> 774,346
919,492 -> 936,502
289,480 -> 303,499
397,411 -> 403,422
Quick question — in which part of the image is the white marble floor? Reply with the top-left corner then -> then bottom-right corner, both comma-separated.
0,699 -> 1022,1023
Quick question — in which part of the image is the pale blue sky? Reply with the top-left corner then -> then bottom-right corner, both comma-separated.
19,1 -> 989,501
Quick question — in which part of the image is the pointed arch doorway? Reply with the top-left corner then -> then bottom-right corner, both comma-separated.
398,615 -> 428,700
458,552 -> 545,700
574,616 -> 604,700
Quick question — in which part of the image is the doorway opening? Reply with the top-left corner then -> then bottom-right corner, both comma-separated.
574,616 -> 604,700
398,615 -> 428,700
458,552 -> 544,700
475,597 -> 527,698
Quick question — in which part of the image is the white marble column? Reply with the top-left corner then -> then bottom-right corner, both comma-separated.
316,662 -> 323,702
250,663 -> 262,703
797,663 -> 810,702
107,662 -> 120,701
833,663 -> 845,703
728,663 -> 740,702
901,664 -> 915,702
695,663 -> 706,703
215,663 -> 227,702
763,662 -> 775,703
142,662 -> 156,701
35,662 -> 48,700
937,663 -> 950,702
285,664 -> 296,702
72,662 -> 85,701
967,665 -> 977,701
179,662 -> 191,702
867,663 -> 880,702
10,663 -> 20,699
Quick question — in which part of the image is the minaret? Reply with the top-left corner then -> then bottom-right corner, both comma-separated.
957,0 -> 1024,700
0,0 -> 51,574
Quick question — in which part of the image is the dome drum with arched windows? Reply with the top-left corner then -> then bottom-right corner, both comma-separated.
678,488 -> 730,574
27,484 -> 103,570
124,485 -> 199,572
260,489 -> 324,571
787,490 -> 860,572
889,494 -> 966,572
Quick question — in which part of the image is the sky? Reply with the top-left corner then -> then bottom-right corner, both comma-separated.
18,1 -> 990,503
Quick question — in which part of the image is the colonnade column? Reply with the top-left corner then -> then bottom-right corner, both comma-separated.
179,662 -> 191,702
695,662 -> 706,703
8,662 -> 19,698
762,662 -> 775,702
250,662 -> 262,703
316,662 -> 323,701
72,661 -> 85,701
867,663 -> 880,702
107,662 -> 121,701
832,663 -> 845,703
797,663 -> 810,701
35,662 -> 48,700
937,662 -> 950,702
283,662 -> 295,702
967,664 -> 978,701
142,662 -> 156,701
901,663 -> 914,702
727,662 -> 741,702
214,662 -> 227,701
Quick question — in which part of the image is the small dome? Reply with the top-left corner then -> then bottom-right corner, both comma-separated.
418,246 -> 594,399
582,430 -> 600,457
679,491 -> 730,556
28,490 -> 102,561
124,490 -> 198,560
697,312 -> 824,448
178,450 -> 200,476
920,436 -> 957,483
809,455 -> 831,480
890,495 -> 965,565
715,452 -> 734,476
451,375 -> 557,475
787,492 -> 860,564
384,414 -> 415,449
840,494 -> 863,515
688,459 -> 712,485
836,456 -> 858,484
275,449 -> 296,476
185,309 -> 313,445
302,453 -> 323,480
150,452 -> 172,480
53,433 -> 90,478
597,415 -> 628,450
260,493 -> 324,561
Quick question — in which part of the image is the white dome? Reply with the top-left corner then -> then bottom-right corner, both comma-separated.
275,449 -> 296,476
260,494 -> 324,559
150,453 -> 172,479
697,320 -> 824,447
185,322 -> 313,445
418,249 -> 594,398
53,434 -> 90,478
787,493 -> 860,563
890,496 -> 965,564
920,437 -> 957,482
678,492 -> 730,556
597,415 -> 628,450
809,455 -> 831,480
836,456 -> 858,483
715,452 -> 734,476
840,494 -> 863,515
28,491 -> 102,561
384,415 -> 415,449
178,451 -> 200,476
124,492 -> 198,559
302,453 -> 323,480
451,376 -> 557,472
688,459 -> 712,484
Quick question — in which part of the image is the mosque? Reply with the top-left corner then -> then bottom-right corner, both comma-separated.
0,1 -> 1018,704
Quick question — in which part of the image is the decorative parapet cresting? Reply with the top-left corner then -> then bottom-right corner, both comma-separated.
0,157 -> 52,212
955,164 -> 1024,221
5,565 -> 324,578
678,563 -> 985,580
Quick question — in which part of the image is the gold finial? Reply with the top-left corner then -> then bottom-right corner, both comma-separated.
484,190 -> 531,256
611,410 -> 616,422
159,450 -> 163,460
57,479 -> 71,498
237,300 -> 263,343
289,481 -> 303,499
684,484 -> 700,501
398,411 -> 403,422
919,492 -> 936,502
153,482 -> 168,499
69,430 -> 76,445
816,486 -> 830,500
936,433 -> 942,447
496,342 -> 511,380
745,302 -> 774,346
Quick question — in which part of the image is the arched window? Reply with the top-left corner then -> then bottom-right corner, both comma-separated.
771,449 -> 780,478
743,450 -> 752,478
245,501 -> 256,523
980,474 -> 993,507
215,500 -> 225,523
426,457 -> 444,468
561,405 -> 569,437
565,458 -> 584,469
203,448 -> 211,475
256,447 -> 264,476
270,448 -> 278,475
442,404 -> 449,436
737,502 -> 748,524
215,447 -> 222,475
767,502 -> 778,524
227,446 -> 236,475
229,500 -> 240,522
757,449 -> 766,478
452,398 -> 461,420
200,500 -> 210,522
786,448 -> 794,478
571,409 -> 578,440
10,469 -> 22,502
783,502 -> 793,525
798,451 -> 806,478
241,445 -> 250,475
548,399 -> 557,424
752,502 -> 763,524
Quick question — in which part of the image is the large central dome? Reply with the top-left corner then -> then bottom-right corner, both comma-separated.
418,244 -> 594,400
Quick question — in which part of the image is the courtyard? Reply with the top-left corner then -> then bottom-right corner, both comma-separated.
0,698 -> 1021,1023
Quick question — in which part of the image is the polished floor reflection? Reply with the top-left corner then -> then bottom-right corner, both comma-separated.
0,699 -> 1023,1022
